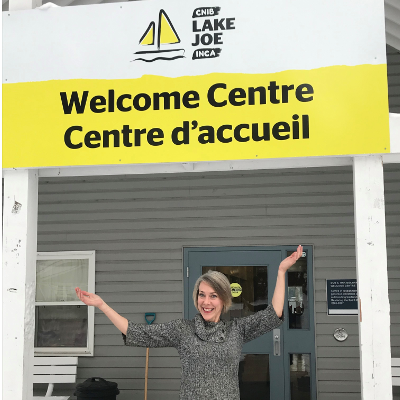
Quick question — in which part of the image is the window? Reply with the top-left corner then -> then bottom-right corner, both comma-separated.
34,251 -> 95,356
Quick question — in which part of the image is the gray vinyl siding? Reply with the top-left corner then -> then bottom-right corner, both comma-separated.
388,44 -> 400,113
386,164 -> 400,361
36,165 -> 400,400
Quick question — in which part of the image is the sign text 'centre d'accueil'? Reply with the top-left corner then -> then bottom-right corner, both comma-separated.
2,0 -> 390,168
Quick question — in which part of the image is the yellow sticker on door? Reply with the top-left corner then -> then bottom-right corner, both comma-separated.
231,283 -> 242,297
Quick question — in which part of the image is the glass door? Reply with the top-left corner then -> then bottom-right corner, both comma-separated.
183,246 -> 316,400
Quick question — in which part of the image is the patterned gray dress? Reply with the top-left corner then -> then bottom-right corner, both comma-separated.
123,304 -> 283,400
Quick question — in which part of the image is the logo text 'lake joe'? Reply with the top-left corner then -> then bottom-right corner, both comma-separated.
133,6 -> 235,62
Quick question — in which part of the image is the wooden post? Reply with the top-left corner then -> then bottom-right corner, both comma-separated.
353,155 -> 392,400
3,169 -> 39,400
145,347 -> 150,400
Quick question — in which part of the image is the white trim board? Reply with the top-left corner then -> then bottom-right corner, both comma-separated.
30,152 -> 399,178
353,156 -> 392,399
390,112 -> 400,153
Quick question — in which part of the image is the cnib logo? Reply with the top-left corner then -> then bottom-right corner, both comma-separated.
191,7 -> 235,61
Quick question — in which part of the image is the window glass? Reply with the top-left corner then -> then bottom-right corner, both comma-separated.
35,305 -> 88,347
290,354 -> 311,400
239,354 -> 270,400
36,259 -> 88,302
202,266 -> 268,321
287,251 -> 309,329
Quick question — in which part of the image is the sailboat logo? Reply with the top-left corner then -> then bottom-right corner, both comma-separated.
133,10 -> 185,62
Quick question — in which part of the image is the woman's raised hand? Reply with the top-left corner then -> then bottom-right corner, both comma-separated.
75,287 -> 104,308
76,288 -> 127,334
278,245 -> 303,273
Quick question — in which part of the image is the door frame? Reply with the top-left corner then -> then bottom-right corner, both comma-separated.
183,245 -> 317,400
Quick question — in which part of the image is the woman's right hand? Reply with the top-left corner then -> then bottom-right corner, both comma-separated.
75,287 -> 104,308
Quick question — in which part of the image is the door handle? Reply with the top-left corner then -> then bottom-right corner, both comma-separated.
273,329 -> 280,356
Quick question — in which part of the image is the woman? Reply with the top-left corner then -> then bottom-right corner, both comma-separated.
75,245 -> 303,399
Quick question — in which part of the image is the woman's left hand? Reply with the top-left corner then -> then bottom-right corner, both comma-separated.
278,245 -> 303,273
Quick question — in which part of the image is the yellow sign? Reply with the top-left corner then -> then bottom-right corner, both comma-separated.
231,283 -> 242,297
3,65 -> 390,168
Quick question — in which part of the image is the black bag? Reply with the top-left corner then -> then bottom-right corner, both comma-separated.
74,377 -> 120,400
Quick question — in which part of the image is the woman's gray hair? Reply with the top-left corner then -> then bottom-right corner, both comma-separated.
193,270 -> 232,314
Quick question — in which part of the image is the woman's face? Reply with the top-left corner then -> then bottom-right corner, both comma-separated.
197,281 -> 223,323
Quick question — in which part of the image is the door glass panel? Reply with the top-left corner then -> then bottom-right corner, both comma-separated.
239,354 -> 270,400
35,305 -> 88,347
287,251 -> 309,329
290,354 -> 311,400
202,266 -> 268,321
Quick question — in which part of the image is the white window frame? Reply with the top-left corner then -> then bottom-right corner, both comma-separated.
34,250 -> 95,357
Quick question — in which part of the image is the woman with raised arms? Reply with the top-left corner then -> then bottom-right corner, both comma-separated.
75,245 -> 303,400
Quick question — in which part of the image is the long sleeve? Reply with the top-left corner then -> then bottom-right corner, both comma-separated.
235,303 -> 283,343
122,319 -> 184,348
